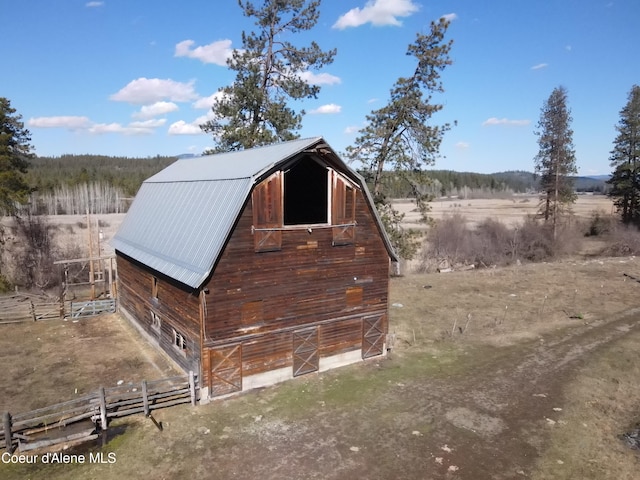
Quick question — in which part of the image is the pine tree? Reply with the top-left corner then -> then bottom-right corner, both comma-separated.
0,97 -> 33,215
533,86 -> 577,239
346,18 -> 454,260
607,85 -> 640,226
201,0 -> 336,152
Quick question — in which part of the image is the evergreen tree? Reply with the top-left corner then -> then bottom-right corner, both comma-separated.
201,0 -> 336,151
0,97 -> 33,215
533,86 -> 577,239
607,85 -> 640,226
346,18 -> 454,260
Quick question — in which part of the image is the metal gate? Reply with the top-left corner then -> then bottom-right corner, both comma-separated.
207,345 -> 242,397
362,314 -> 385,359
293,328 -> 319,377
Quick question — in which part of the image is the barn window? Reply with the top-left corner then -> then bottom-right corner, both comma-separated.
150,311 -> 161,333
332,172 -> 357,245
284,157 -> 328,225
173,329 -> 187,354
252,172 -> 283,252
151,276 -> 158,299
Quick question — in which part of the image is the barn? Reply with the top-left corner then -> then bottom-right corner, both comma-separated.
112,137 -> 398,400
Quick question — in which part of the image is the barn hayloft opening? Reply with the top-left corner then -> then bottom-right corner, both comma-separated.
284,156 -> 328,225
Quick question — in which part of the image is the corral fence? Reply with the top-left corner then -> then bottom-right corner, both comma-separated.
0,294 -> 115,324
69,298 -> 116,318
1,371 -> 198,453
0,295 -> 61,324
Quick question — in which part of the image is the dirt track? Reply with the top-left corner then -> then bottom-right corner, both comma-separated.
145,307 -> 640,480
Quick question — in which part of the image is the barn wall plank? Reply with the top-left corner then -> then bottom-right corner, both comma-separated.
117,254 -> 201,373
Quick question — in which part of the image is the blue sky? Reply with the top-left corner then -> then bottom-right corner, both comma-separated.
2,0 -> 638,175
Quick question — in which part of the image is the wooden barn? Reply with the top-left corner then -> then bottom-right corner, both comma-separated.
112,137 -> 398,400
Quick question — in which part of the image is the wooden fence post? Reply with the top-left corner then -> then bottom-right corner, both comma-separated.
3,412 -> 13,454
142,380 -> 150,416
98,386 -> 108,431
30,301 -> 36,322
189,371 -> 196,406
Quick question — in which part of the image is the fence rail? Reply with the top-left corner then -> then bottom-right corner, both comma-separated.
0,296 -> 62,324
1,372 -> 198,453
0,295 -> 115,323
69,299 -> 116,318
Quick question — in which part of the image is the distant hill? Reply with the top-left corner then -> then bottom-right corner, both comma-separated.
491,171 -> 610,194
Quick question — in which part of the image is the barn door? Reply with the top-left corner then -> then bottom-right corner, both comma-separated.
292,328 -> 319,377
362,314 -> 385,359
207,345 -> 242,397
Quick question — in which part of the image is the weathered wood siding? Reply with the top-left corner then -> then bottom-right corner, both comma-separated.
116,253 -> 201,373
202,185 -> 390,390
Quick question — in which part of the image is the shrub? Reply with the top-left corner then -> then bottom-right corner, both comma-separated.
601,224 -> 640,256
585,210 -> 616,237
419,214 -> 584,272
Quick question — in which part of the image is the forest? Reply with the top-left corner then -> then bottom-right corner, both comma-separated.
21,154 -> 609,215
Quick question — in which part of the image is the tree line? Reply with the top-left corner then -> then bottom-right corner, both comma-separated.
1,0 -> 639,270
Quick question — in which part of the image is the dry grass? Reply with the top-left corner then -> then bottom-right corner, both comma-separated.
390,255 -> 640,348
0,314 -> 179,413
395,195 -> 615,229
531,328 -> 640,480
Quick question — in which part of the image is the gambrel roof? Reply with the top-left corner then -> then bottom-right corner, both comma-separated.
112,137 -> 397,289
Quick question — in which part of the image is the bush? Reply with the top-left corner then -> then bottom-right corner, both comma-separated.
0,274 -> 12,293
601,224 -> 640,256
585,210 -> 616,237
419,214 -> 584,272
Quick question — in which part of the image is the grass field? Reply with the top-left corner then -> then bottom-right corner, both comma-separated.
396,194 -> 615,228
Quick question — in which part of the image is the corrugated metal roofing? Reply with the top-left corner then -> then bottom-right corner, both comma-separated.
146,136 -> 323,183
112,136 -> 397,289
112,179 -> 251,289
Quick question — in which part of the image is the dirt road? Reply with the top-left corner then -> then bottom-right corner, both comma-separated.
136,307 -> 640,480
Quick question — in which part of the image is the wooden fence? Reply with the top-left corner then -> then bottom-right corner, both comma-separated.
0,295 -> 116,324
0,295 -> 61,324
1,372 -> 198,453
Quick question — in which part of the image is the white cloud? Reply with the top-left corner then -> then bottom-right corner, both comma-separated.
28,116 -> 92,129
29,115 -> 165,135
299,71 -> 342,85
88,121 -> 161,135
441,13 -> 458,22
367,98 -> 379,104
333,0 -> 420,29
168,120 -> 203,135
455,141 -> 470,149
110,78 -> 198,105
86,1 -> 104,7
129,119 -> 167,129
193,91 -> 227,110
531,63 -> 548,70
482,117 -> 530,127
174,39 -> 234,66
310,104 -> 342,114
132,101 -> 179,119
344,125 -> 360,134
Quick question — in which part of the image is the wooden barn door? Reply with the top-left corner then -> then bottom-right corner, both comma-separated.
292,328 -> 319,377
362,314 -> 385,359
207,345 -> 242,397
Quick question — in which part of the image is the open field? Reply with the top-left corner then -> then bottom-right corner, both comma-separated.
395,194 -> 615,229
1,254 -> 639,479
